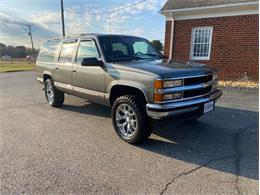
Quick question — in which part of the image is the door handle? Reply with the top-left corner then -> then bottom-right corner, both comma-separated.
72,69 -> 76,72
55,67 -> 59,70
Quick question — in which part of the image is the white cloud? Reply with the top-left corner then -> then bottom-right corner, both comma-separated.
30,0 -> 164,35
0,11 -> 57,47
0,0 -> 167,47
101,0 -> 167,35
30,11 -> 60,34
131,28 -> 145,36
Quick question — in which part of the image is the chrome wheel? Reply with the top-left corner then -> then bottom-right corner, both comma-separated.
46,82 -> 54,104
116,103 -> 137,137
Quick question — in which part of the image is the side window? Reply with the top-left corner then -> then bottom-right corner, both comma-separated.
59,42 -> 76,63
76,40 -> 99,64
37,41 -> 60,62
112,43 -> 128,55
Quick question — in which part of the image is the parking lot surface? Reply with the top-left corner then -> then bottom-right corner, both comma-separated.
0,71 -> 258,194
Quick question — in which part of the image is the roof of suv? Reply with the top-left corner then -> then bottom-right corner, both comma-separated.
47,33 -> 143,42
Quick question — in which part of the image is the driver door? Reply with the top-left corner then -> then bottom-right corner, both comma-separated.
72,39 -> 106,102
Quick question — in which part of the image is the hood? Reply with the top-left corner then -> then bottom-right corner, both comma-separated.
114,59 -> 217,79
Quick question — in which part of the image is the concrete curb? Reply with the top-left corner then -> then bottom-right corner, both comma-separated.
1,70 -> 35,73
219,87 -> 258,92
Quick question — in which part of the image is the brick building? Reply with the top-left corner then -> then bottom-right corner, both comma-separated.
160,0 -> 259,81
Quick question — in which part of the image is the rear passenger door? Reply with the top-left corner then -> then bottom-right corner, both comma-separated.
54,40 -> 77,93
72,39 -> 105,100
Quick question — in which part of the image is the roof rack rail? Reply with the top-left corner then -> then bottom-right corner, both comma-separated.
47,33 -> 89,41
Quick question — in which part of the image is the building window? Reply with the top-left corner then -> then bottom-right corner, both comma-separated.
190,26 -> 213,60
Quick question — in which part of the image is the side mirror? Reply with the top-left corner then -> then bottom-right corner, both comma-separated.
81,58 -> 104,66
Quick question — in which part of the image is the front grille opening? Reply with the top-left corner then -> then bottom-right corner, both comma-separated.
184,75 -> 213,86
183,86 -> 212,99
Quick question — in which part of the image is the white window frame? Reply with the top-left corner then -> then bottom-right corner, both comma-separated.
190,26 -> 213,61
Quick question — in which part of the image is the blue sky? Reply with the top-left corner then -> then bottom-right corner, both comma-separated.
0,0 -> 167,48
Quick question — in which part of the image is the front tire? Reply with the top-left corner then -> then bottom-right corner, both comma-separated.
112,95 -> 153,144
44,79 -> 64,107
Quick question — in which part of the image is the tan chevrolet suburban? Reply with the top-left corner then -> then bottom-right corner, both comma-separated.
36,34 -> 222,144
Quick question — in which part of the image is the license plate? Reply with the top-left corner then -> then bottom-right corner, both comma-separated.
204,101 -> 214,114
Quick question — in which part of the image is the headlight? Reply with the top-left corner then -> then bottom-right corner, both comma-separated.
154,79 -> 183,89
163,93 -> 182,101
163,80 -> 183,88
213,73 -> 219,80
154,79 -> 183,102
154,92 -> 182,102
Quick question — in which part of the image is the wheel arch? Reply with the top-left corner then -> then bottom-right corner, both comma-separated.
109,83 -> 148,106
43,71 -> 54,82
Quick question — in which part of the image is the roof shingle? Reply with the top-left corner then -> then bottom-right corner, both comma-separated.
161,0 -> 255,11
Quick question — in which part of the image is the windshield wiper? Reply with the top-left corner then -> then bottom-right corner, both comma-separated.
143,53 -> 163,59
133,53 -> 162,59
131,56 -> 145,60
110,56 -> 143,62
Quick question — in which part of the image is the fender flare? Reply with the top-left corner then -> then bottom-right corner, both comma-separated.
108,80 -> 149,102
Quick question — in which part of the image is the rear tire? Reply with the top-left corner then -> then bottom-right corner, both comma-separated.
112,95 -> 153,144
44,79 -> 64,107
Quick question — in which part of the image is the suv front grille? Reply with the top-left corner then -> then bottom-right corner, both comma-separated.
157,74 -> 216,103
183,86 -> 212,99
184,75 -> 213,86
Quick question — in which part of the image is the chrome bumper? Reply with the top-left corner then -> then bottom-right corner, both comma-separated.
146,89 -> 222,119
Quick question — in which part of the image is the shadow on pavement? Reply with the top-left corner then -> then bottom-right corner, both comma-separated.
62,102 -> 259,180
62,101 -> 111,118
143,106 -> 259,180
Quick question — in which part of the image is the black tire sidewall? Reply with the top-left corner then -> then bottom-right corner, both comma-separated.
112,95 -> 152,144
44,79 -> 64,107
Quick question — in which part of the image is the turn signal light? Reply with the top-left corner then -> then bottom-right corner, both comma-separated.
154,93 -> 163,102
154,80 -> 163,90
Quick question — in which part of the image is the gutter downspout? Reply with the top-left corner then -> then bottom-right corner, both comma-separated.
168,14 -> 174,63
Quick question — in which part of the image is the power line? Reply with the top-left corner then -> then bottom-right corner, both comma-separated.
58,0 -> 147,36
86,0 -> 148,16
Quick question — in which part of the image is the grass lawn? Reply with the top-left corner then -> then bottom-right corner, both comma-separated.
0,63 -> 35,73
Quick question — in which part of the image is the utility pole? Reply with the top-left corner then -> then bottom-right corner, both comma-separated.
60,0 -> 65,36
109,15 -> 111,33
26,24 -> 36,63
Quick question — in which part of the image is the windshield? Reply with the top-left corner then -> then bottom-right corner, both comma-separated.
98,36 -> 163,62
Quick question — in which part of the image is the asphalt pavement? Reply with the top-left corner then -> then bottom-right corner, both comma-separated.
0,71 -> 258,194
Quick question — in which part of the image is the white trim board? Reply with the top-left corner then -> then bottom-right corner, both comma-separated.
173,9 -> 258,21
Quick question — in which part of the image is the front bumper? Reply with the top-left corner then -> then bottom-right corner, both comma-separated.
146,89 -> 222,119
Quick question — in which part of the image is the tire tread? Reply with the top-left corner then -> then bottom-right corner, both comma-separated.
112,95 -> 152,144
45,79 -> 64,107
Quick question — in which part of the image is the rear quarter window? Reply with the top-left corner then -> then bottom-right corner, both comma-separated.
37,41 -> 60,62
59,42 -> 76,63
